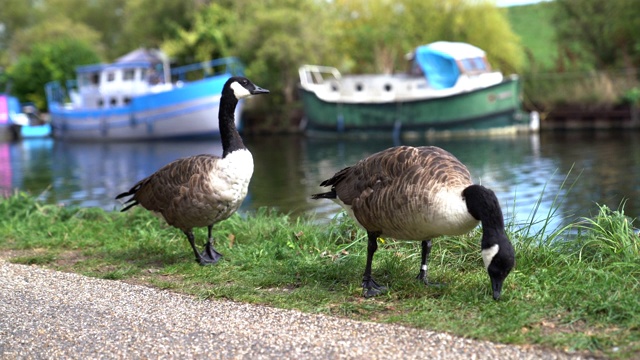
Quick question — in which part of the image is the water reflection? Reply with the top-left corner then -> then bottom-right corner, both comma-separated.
1,131 -> 639,234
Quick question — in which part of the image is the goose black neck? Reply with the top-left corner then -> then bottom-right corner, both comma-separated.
464,184 -> 507,242
219,93 -> 245,158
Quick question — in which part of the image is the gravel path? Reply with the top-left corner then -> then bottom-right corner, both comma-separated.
0,260 -> 594,360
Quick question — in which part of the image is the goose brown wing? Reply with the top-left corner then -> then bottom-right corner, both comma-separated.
335,146 -> 473,230
131,154 -> 221,213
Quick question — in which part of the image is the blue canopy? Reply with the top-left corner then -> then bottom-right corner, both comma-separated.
414,42 -> 487,90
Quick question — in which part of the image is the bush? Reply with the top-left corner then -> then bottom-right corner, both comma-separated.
8,38 -> 100,110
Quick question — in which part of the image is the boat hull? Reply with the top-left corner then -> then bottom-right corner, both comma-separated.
300,78 -> 529,139
49,74 -> 240,141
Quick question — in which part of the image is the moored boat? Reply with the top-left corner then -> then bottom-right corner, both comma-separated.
0,95 -> 49,141
45,48 -> 244,141
299,41 -> 533,139
0,94 -> 24,141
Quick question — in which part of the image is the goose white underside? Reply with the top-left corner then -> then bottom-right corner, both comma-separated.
210,149 -> 254,205
331,198 -> 365,229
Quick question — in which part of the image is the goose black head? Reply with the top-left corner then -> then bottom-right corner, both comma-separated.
225,76 -> 269,100
463,184 -> 515,300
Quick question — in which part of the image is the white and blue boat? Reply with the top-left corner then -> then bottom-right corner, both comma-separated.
0,93 -> 24,140
0,95 -> 50,141
45,48 -> 245,141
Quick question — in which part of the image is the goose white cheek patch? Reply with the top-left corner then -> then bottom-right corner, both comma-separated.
230,82 -> 251,99
481,244 -> 499,269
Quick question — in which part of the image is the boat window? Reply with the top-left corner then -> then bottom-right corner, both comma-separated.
460,57 -> 488,73
107,72 -> 115,82
384,84 -> 392,92
98,99 -> 104,107
110,97 -> 118,106
123,69 -> 135,81
474,58 -> 487,71
331,82 -> 339,91
461,59 -> 473,71
80,73 -> 99,86
123,97 -> 131,105
78,74 -> 88,86
356,83 -> 363,92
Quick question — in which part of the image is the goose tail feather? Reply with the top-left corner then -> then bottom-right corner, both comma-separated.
311,190 -> 336,200
115,182 -> 144,211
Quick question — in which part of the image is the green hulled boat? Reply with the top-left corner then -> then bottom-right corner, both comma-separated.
299,42 -> 534,139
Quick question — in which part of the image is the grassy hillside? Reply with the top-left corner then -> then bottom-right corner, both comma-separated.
506,2 -> 558,71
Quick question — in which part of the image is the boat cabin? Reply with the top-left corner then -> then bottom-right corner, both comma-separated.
70,48 -> 171,109
409,41 -> 499,89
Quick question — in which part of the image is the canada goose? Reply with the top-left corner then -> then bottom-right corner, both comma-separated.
312,145 -> 515,300
116,76 -> 269,265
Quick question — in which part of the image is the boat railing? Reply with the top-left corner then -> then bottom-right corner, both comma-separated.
45,81 -> 67,107
299,65 -> 342,88
171,57 -> 244,82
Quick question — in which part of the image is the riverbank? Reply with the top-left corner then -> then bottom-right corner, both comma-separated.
1,193 -> 638,358
538,104 -> 640,130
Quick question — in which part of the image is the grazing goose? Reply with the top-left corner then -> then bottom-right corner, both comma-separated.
116,76 -> 269,265
312,145 -> 515,300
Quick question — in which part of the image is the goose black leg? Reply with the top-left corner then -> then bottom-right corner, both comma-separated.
202,225 -> 223,264
362,231 -> 387,297
416,239 -> 443,286
184,227 -> 222,266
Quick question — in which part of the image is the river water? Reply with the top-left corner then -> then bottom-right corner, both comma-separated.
2,131 -> 639,234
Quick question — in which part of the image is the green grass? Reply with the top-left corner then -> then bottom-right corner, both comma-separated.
1,191 -> 639,358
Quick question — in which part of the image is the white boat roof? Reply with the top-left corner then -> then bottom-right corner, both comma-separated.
422,41 -> 486,60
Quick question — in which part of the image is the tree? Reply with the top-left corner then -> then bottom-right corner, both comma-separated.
162,3 -> 238,65
240,0 -> 341,129
8,16 -> 104,59
0,0 -> 40,52
118,0 -> 202,58
554,0 -> 640,70
8,38 -> 100,110
41,0 -> 128,60
173,0 -> 341,130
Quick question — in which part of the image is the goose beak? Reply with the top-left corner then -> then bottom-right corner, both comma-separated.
251,85 -> 269,95
491,276 -> 504,300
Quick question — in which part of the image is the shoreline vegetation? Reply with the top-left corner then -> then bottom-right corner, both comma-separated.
1,192 -> 638,359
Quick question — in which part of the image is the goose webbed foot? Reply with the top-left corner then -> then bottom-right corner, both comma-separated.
362,278 -> 388,298
197,240 -> 223,265
416,271 -> 445,287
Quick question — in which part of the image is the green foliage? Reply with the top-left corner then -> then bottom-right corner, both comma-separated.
8,39 -> 100,110
554,0 -> 640,70
161,3 -> 238,64
118,0 -> 201,58
0,0 -> 38,51
506,3 -> 558,71
8,16 -> 104,59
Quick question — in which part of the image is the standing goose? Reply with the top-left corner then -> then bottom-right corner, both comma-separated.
312,145 -> 515,300
116,76 -> 269,265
